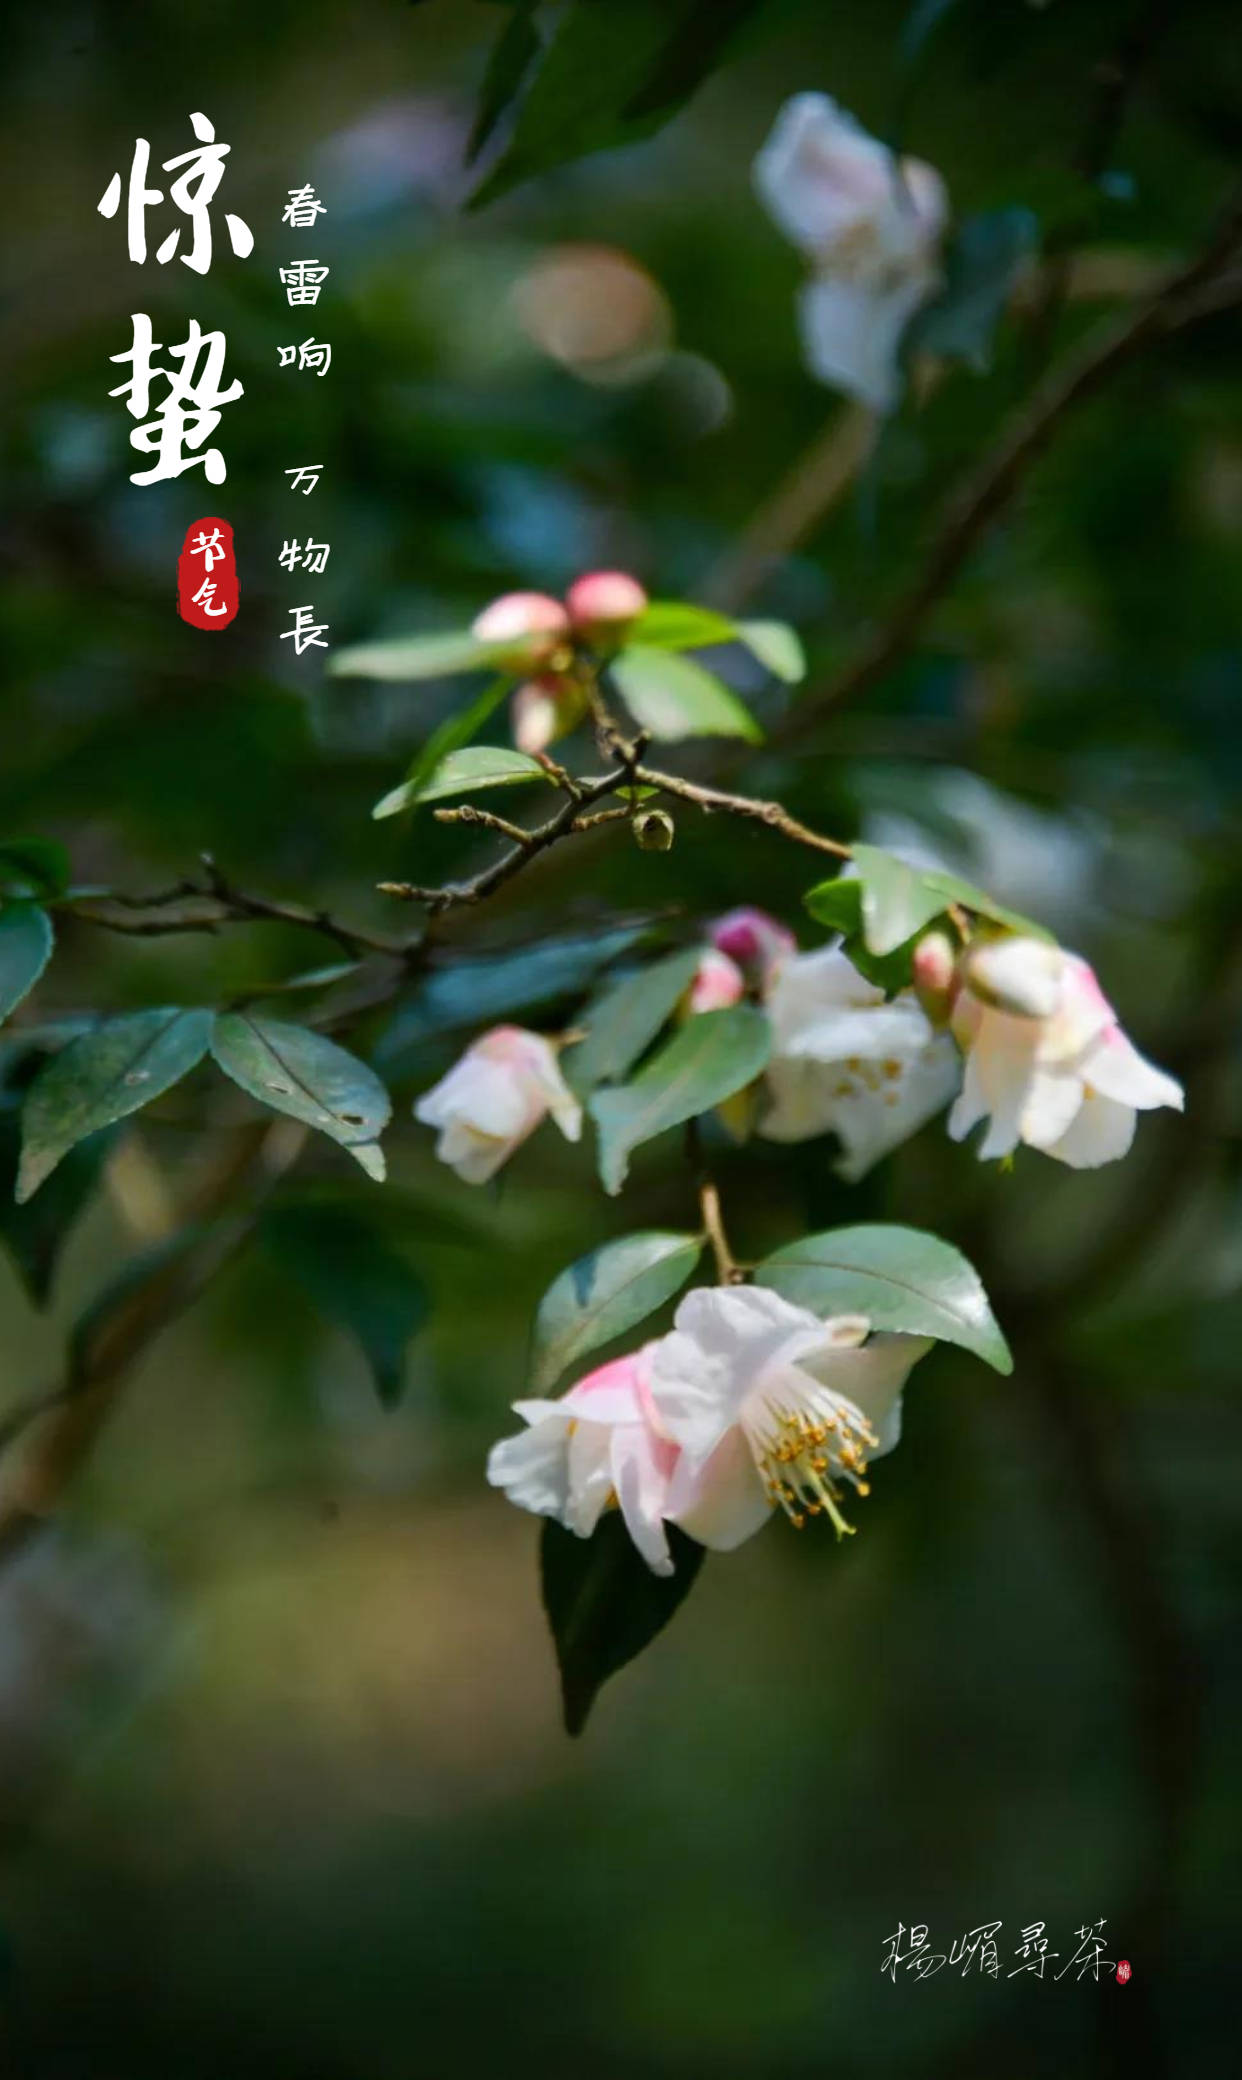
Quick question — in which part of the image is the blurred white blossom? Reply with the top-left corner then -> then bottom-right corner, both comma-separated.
754,93 -> 947,411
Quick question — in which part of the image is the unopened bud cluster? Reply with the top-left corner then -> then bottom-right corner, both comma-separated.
471,571 -> 650,757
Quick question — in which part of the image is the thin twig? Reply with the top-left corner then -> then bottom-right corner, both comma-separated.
66,857 -> 409,961
378,767 -> 628,911
633,765 -> 851,861
791,183 -> 1242,733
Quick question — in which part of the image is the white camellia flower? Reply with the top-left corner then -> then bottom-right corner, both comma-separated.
754,93 -> 948,412
414,1024 -> 582,1183
488,1349 -> 679,1575
759,945 -> 960,1179
949,938 -> 1184,1168
649,1285 -> 932,1548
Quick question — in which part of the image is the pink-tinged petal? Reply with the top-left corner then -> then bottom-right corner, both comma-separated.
667,1424 -> 772,1552
559,1351 -> 651,1429
1037,953 -> 1116,1065
566,570 -> 648,630
511,680 -> 564,755
754,94 -> 906,258
688,949 -> 745,1014
611,1423 -> 679,1576
1082,1026 -> 1184,1113
1043,1091 -> 1137,1169
565,1421 -> 615,1536
471,591 -> 570,645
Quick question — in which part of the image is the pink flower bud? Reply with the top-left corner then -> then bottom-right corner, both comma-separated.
687,949 -> 746,1015
566,570 -> 649,633
510,675 -> 584,755
911,930 -> 957,1022
472,591 -> 571,667
709,906 -> 796,981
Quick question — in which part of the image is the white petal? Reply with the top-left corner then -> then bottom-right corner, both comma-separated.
523,1036 -> 584,1142
766,945 -> 886,1031
434,1121 -> 510,1184
1018,1067 -> 1086,1151
487,1415 -> 572,1519
667,1425 -> 772,1552
971,1008 -> 1042,1159
801,1333 -> 934,1459
830,1031 -> 960,1181
798,272 -> 933,413
964,937 -> 1064,1019
647,1286 -> 825,1458
753,94 -> 896,257
947,1051 -> 988,1143
1042,1091 -> 1137,1169
1081,1026 -> 1183,1113
759,1057 -> 844,1143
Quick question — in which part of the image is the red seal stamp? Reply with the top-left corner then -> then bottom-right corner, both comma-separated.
1116,1960 -> 1132,1984
178,517 -> 238,629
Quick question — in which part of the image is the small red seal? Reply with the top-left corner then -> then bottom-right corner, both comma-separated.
177,517 -> 238,630
1116,1960 -> 1132,1984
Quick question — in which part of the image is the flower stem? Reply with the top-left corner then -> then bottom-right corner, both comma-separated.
700,1179 -> 744,1286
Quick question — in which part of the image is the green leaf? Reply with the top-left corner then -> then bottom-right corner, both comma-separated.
803,875 -> 863,937
375,923 -> 650,1067
590,1003 -> 770,1194
848,844 -> 1051,956
908,207 -> 1039,371
467,0 -> 543,162
541,1513 -> 705,1735
737,620 -> 806,683
531,1229 -> 702,1392
610,646 -> 761,743
471,0 -> 766,210
16,1008 -> 212,1203
626,601 -> 738,650
0,1111 -> 117,1305
755,1223 -> 1012,1374
0,904 -> 53,1024
261,1201 -> 427,1408
328,629 -> 512,681
900,0 -> 966,66
0,839 -> 71,900
211,1014 -> 391,1178
373,674 -> 518,818
377,744 -> 550,820
564,947 -> 702,1095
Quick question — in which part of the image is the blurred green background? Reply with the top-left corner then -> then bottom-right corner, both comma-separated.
1,1 -> 1240,2074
